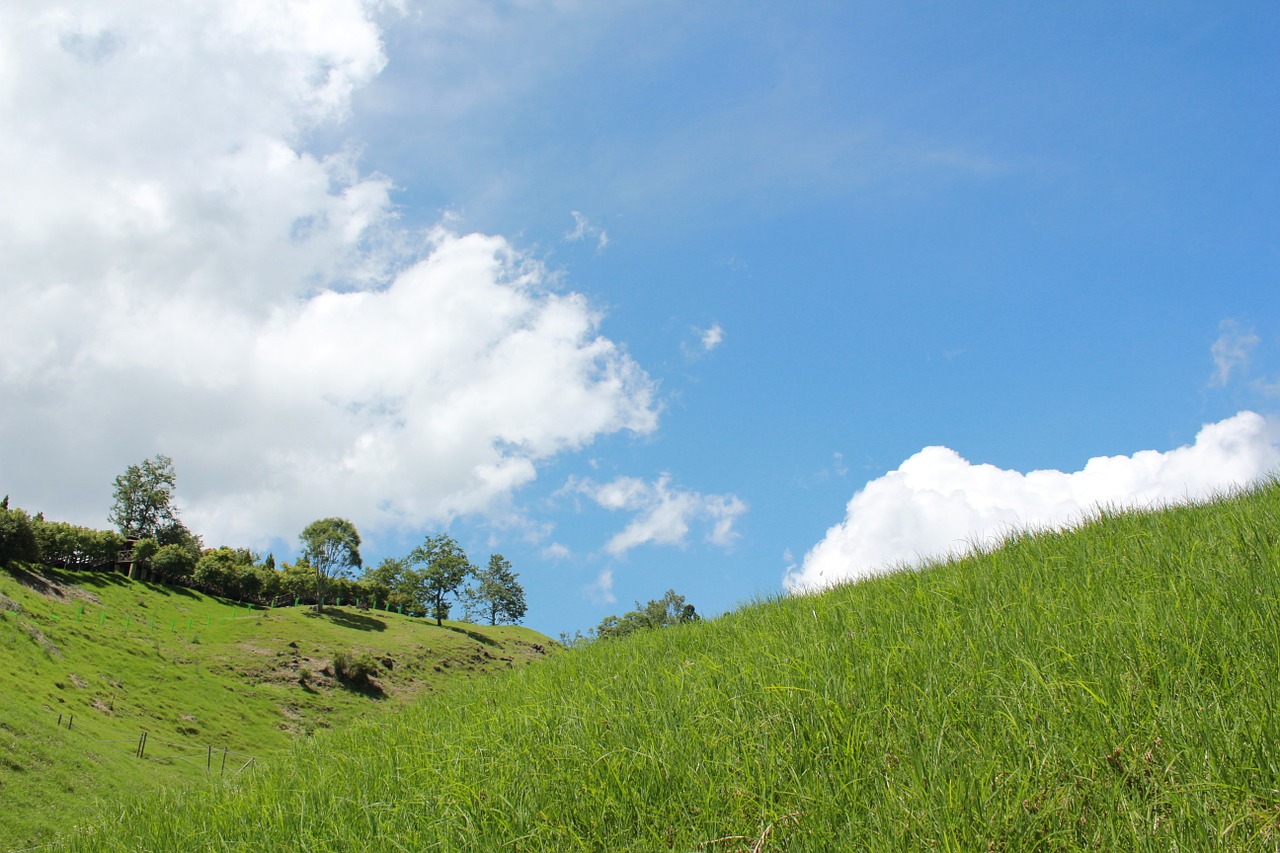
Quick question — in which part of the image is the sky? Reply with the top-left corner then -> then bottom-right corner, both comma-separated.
2,1 -> 1279,638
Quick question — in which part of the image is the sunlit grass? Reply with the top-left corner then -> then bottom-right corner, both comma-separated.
49,481 -> 1280,850
0,567 -> 550,850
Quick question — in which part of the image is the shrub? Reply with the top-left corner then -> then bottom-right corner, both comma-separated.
31,519 -> 123,570
151,544 -> 197,583
332,650 -> 379,689
0,506 -> 39,566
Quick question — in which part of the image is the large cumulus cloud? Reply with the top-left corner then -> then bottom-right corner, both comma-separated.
787,411 -> 1280,592
0,1 -> 657,545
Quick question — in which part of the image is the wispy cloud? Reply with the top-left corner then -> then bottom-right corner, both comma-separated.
564,210 -> 609,252
787,411 -> 1280,592
541,542 -> 571,560
1210,319 -> 1259,386
570,473 -> 747,556
586,568 -> 616,605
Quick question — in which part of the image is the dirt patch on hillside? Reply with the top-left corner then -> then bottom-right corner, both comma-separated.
5,565 -> 101,605
21,622 -> 62,658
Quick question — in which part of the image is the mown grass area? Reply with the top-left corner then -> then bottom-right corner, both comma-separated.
0,565 -> 552,851
44,481 -> 1280,851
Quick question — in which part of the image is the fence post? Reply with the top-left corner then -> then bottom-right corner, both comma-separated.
136,732 -> 147,758
207,745 -> 212,773
221,746 -> 228,774
68,715 -> 73,730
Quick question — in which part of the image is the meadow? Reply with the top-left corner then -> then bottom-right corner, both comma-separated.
20,481 -> 1280,850
0,566 -> 551,850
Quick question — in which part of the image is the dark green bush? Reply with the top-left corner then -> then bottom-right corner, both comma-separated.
151,543 -> 198,583
0,506 -> 39,566
31,519 -> 123,570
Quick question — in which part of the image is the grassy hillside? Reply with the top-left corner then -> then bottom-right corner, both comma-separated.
0,565 -> 552,850
39,482 -> 1280,850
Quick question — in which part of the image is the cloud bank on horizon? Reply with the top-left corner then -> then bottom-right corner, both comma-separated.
787,411 -> 1280,592
0,1 -> 659,546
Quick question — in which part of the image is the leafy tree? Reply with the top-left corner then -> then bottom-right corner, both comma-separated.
360,556 -> 412,610
31,519 -> 124,570
129,537 -> 159,580
590,589 -> 699,642
0,504 -> 39,567
406,534 -> 471,625
464,554 -> 527,625
151,543 -> 197,583
299,518 -> 362,612
279,558 -> 316,601
108,455 -> 183,540
191,548 -> 263,599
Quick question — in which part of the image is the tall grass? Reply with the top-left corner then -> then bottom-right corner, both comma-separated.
0,565 -> 550,850
56,483 -> 1280,850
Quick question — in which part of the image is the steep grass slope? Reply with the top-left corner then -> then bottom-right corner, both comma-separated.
0,566 -> 552,850
49,482 -> 1280,850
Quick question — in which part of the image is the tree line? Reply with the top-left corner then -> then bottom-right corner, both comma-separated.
0,456 -> 525,627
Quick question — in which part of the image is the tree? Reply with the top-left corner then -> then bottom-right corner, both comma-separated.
151,543 -> 197,583
406,534 -> 471,626
0,504 -> 39,567
299,518 -> 362,612
360,556 -> 410,610
464,554 -> 527,625
589,589 -> 699,642
108,455 -> 183,540
129,537 -> 159,580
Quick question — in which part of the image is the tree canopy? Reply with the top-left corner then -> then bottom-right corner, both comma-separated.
465,554 -> 527,626
563,589 -> 699,646
406,534 -> 471,626
299,517 -> 362,612
108,455 -> 182,540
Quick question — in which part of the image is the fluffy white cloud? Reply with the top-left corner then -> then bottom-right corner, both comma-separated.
571,474 -> 747,555
0,2 -> 657,546
786,411 -> 1280,592
700,324 -> 725,352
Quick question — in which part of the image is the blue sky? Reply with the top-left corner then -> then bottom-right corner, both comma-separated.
2,2 -> 1278,638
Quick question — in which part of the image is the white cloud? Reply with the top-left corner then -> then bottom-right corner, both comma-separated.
1211,319 -> 1259,386
682,323 -> 725,361
571,473 -> 747,555
587,568 -> 616,605
564,210 -> 609,252
0,2 -> 658,546
542,542 -> 571,560
786,411 -> 1280,592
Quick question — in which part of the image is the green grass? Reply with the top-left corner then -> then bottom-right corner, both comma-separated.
35,482 -> 1280,850
0,566 -> 553,851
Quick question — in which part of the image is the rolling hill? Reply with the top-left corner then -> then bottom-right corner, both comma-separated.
0,564 -> 553,850
15,480 -> 1280,850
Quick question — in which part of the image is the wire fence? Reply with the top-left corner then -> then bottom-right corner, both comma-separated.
43,707 -> 258,777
